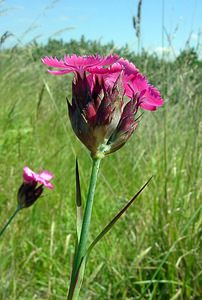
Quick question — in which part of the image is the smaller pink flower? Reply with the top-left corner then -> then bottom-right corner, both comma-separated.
23,166 -> 54,189
18,166 -> 54,208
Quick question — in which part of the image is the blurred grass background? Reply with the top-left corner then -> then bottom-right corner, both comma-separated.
0,3 -> 202,300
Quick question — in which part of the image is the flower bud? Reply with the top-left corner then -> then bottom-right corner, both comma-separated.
68,72 -> 124,157
18,182 -> 43,208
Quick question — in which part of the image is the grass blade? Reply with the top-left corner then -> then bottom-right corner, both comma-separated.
87,177 -> 152,255
138,202 -> 202,299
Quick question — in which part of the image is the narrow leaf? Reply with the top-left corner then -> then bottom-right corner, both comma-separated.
87,177 -> 152,255
75,159 -> 82,241
67,256 -> 86,300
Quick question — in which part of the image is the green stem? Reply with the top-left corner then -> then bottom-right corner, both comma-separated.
0,205 -> 21,237
67,157 -> 101,299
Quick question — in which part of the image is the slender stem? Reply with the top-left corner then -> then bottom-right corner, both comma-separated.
0,205 -> 21,237
76,157 -> 101,262
67,157 -> 101,299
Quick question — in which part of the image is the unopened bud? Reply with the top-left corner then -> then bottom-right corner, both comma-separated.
18,182 -> 43,208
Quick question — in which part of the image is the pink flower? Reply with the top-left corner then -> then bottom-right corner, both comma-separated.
42,53 -> 164,157
42,54 -> 163,112
42,54 -> 120,76
23,166 -> 54,189
18,166 -> 54,208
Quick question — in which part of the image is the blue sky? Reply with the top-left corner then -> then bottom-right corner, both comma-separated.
1,0 -> 201,57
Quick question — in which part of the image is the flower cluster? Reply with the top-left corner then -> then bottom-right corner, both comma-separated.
18,166 -> 54,208
42,54 -> 163,157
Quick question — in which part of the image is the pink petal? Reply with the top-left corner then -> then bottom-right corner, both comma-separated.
88,63 -> 123,74
37,177 -> 54,189
63,54 -> 119,68
98,54 -> 119,66
104,72 -> 121,88
42,56 -> 67,68
118,58 -> 139,76
23,166 -> 37,182
44,182 -> 54,189
39,171 -> 54,181
124,73 -> 148,98
124,73 -> 164,108
140,102 -> 157,111
145,86 -> 164,106
131,74 -> 148,91
42,54 -> 120,76
63,54 -> 104,68
138,85 -> 164,108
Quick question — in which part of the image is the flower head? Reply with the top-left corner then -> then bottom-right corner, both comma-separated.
42,54 -> 164,157
18,166 -> 54,208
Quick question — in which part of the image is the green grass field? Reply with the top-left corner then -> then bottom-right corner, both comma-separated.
0,40 -> 201,299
